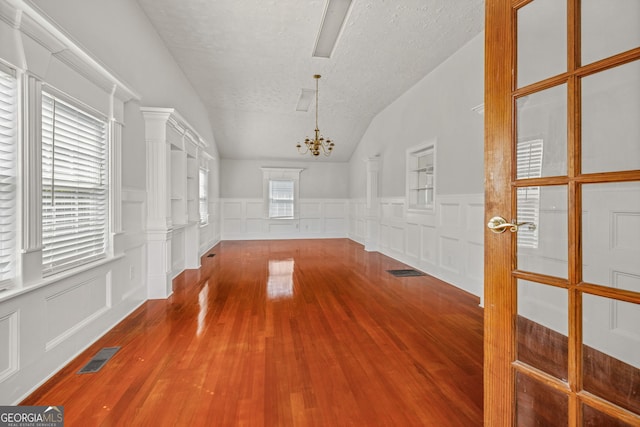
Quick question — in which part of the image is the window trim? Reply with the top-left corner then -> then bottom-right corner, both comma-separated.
41,89 -> 110,276
406,141 -> 436,213
261,167 -> 303,220
0,1 -> 138,292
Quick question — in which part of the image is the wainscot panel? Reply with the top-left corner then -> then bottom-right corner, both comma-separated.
0,258 -> 145,404
45,274 -> 110,351
349,194 -> 484,302
0,311 -> 18,382
221,198 -> 349,240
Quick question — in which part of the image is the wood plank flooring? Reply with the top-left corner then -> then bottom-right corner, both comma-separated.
22,239 -> 484,426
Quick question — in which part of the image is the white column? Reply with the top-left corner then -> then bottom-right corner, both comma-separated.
20,73 -> 43,284
364,156 -> 381,252
110,119 -> 124,254
146,229 -> 173,299
142,109 -> 173,230
141,108 -> 174,298
141,108 -> 211,297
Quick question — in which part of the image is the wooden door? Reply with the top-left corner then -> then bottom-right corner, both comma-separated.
484,0 -> 640,425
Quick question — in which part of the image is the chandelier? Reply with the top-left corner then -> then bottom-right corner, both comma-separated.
297,74 -> 335,157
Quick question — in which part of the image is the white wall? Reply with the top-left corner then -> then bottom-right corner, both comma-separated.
220,159 -> 349,240
29,0 -> 218,189
349,33 -> 485,200
28,0 -> 222,253
30,0 -> 222,253
29,0 -> 215,147
221,159 -> 349,199
0,0 -> 220,404
348,32 -> 485,299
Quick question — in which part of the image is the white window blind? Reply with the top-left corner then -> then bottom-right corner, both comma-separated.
269,180 -> 294,219
42,91 -> 108,274
0,65 -> 17,288
199,168 -> 208,225
516,139 -> 544,180
516,139 -> 543,248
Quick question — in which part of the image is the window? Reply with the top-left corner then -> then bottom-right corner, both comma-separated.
0,65 -> 17,289
268,180 -> 294,219
516,139 -> 544,180
406,142 -> 436,211
516,139 -> 543,248
41,91 -> 108,274
199,167 -> 208,225
261,167 -> 302,219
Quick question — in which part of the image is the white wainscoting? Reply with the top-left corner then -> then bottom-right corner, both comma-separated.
121,188 -> 148,303
221,198 -> 349,240
0,311 -> 18,383
199,199 -> 221,256
349,194 -> 485,302
0,188 -> 149,404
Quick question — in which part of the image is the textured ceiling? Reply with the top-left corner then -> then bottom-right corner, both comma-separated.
136,0 -> 484,162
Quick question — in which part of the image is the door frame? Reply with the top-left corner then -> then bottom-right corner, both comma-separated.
484,0 -> 640,425
484,0 -> 516,424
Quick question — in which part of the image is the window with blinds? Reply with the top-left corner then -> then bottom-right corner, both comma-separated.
42,91 -> 108,275
268,180 -> 294,219
199,168 -> 208,225
0,65 -> 17,289
516,139 -> 543,248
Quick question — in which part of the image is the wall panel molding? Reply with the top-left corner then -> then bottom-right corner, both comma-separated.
349,193 -> 484,301
44,275 -> 110,351
0,256 -> 145,404
221,198 -> 348,240
0,310 -> 18,382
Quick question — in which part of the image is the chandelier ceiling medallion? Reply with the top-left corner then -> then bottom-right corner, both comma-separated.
297,74 -> 335,157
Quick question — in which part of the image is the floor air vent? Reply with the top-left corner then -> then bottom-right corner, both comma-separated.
387,269 -> 426,277
78,347 -> 120,374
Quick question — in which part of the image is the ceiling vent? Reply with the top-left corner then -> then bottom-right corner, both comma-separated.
296,88 -> 316,112
312,0 -> 353,58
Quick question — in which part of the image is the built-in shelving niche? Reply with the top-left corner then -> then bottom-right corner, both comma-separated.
141,107 -> 209,298
406,141 -> 436,212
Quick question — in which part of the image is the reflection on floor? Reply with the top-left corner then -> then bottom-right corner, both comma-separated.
22,239 -> 484,426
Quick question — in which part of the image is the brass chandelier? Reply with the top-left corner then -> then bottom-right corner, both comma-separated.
297,74 -> 335,157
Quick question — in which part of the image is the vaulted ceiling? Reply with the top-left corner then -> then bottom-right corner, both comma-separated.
136,0 -> 484,162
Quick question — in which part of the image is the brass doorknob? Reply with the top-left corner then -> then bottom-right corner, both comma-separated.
487,216 -> 536,234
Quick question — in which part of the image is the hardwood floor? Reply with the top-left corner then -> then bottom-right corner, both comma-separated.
22,239 -> 484,426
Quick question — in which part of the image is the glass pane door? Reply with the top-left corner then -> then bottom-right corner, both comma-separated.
486,0 -> 640,425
